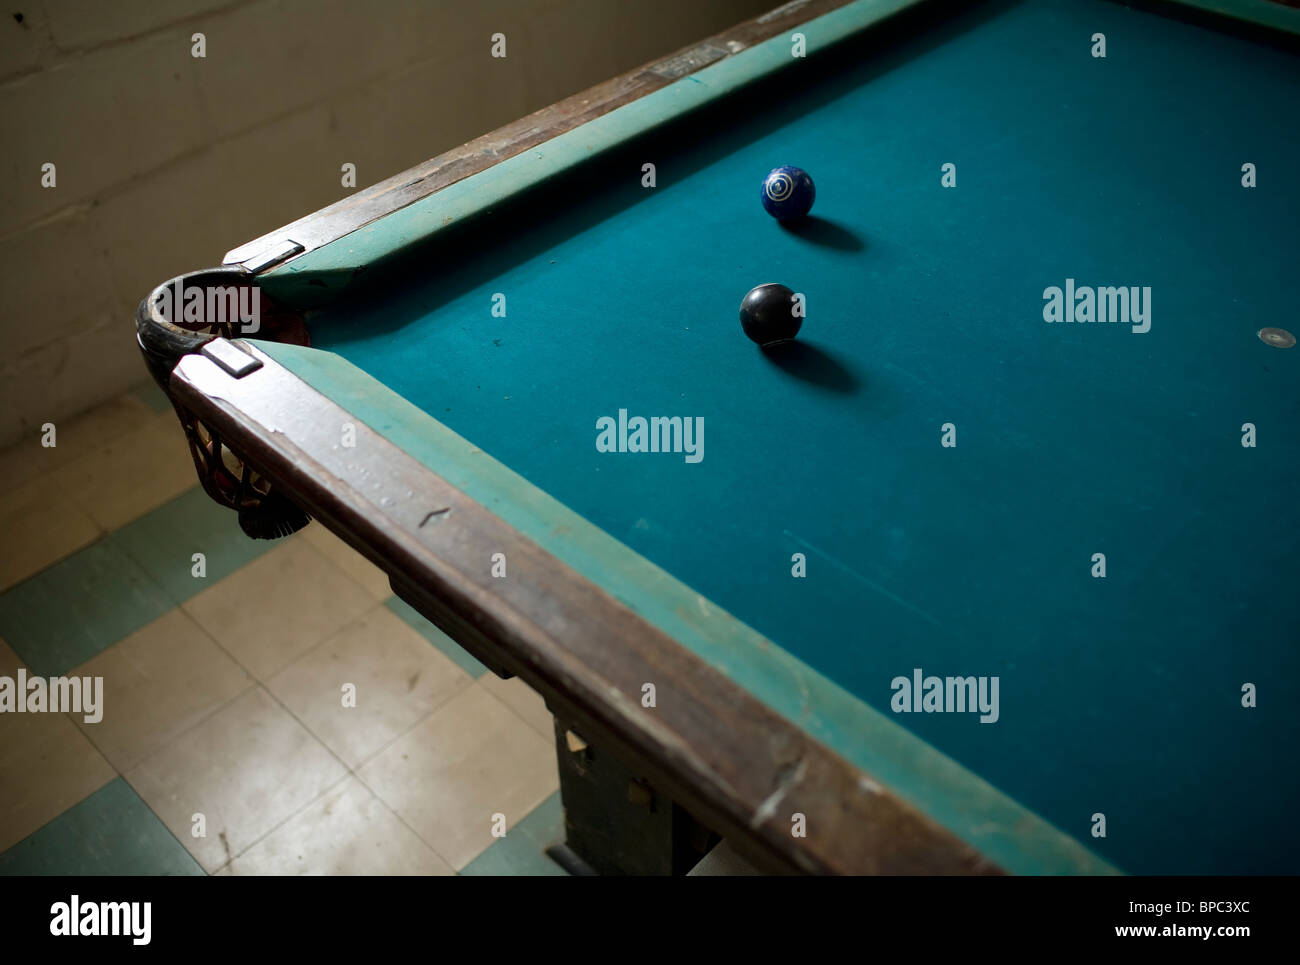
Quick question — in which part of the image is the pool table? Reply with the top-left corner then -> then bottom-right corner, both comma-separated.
137,0 -> 1300,875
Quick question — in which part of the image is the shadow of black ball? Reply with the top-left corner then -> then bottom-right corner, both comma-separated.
760,340 -> 860,394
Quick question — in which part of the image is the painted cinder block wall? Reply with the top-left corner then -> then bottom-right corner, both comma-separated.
0,0 -> 771,449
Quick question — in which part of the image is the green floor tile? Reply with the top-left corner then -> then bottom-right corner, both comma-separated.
385,596 -> 488,678
130,380 -> 173,415
0,779 -> 204,876
0,540 -> 173,677
460,792 -> 568,876
107,487 -> 272,605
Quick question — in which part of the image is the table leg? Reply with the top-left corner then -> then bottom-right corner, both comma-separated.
545,713 -> 718,876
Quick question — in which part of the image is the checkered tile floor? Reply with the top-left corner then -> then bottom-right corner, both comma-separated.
0,383 -> 566,875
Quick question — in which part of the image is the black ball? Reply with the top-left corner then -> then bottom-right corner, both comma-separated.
739,283 -> 801,346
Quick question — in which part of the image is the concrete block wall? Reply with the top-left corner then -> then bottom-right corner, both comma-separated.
0,0 -> 771,448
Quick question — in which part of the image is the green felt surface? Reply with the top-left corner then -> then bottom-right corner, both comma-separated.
1150,0 -> 1300,34
259,0 -> 1298,874
263,342 -> 1114,877
0,779 -> 204,876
